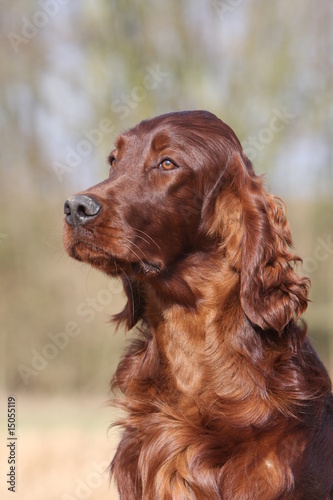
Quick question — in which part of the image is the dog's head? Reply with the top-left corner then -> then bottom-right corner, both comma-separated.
64,111 -> 309,332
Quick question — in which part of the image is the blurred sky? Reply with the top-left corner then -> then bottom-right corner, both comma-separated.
1,0 -> 333,198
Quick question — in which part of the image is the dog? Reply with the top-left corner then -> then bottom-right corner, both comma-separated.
64,110 -> 333,499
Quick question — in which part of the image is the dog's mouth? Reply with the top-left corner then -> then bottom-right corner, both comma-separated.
69,240 -> 109,262
130,260 -> 161,276
66,237 -> 162,277
65,239 -> 116,272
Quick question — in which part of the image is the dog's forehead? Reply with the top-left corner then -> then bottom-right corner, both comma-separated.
150,130 -> 173,153
117,126 -> 178,160
113,132 -> 146,159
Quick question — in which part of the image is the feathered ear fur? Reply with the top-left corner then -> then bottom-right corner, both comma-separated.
112,275 -> 145,330
236,156 -> 310,333
207,153 -> 310,334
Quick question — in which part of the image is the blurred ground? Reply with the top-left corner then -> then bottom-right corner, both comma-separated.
1,394 -> 120,500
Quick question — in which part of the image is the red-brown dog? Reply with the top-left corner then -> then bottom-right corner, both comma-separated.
64,111 -> 333,499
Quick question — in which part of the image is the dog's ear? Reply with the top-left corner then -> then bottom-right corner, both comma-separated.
204,152 -> 309,334
112,276 -> 145,330
237,157 -> 310,334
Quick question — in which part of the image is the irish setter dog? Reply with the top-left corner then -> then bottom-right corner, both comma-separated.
64,111 -> 333,499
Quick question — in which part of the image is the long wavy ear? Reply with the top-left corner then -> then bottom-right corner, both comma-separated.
112,275 -> 145,331
237,155 -> 310,334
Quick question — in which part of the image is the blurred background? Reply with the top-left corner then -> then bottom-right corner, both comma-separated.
1,1 -> 332,498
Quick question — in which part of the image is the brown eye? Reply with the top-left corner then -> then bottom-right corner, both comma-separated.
159,159 -> 177,171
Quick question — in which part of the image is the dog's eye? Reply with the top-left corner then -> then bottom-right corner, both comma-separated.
109,156 -> 117,172
159,159 -> 177,171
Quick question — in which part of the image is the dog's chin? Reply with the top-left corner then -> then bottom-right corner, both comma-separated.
66,240 -> 162,278
66,240 -> 106,262
64,240 -> 118,273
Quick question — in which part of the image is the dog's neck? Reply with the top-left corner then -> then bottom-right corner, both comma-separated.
143,254 -> 254,398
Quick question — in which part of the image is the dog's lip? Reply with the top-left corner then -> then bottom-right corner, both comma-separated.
67,238 -> 110,260
68,239 -> 163,276
136,260 -> 162,275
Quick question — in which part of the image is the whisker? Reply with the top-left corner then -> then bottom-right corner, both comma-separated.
125,239 -> 149,261
120,269 -> 136,319
98,225 -> 160,250
132,228 -> 161,249
96,227 -> 151,263
130,233 -> 153,247
121,242 -> 145,267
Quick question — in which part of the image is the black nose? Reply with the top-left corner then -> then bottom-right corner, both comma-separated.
64,195 -> 101,226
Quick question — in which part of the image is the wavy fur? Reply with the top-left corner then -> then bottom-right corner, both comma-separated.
64,111 -> 333,499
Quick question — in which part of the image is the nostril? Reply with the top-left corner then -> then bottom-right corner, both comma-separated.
79,197 -> 101,217
77,204 -> 88,218
64,200 -> 71,216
